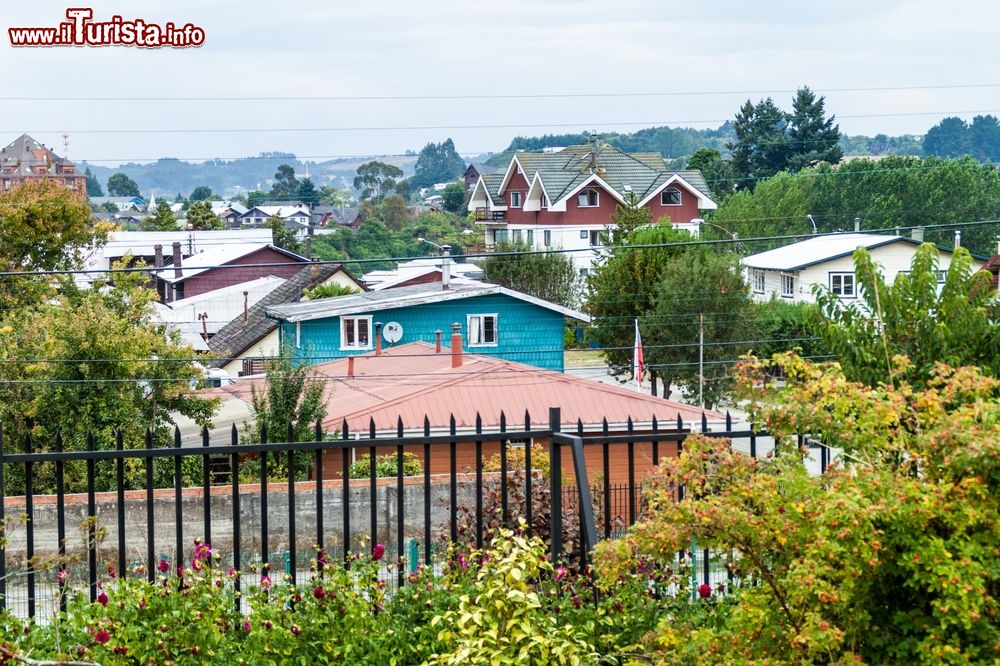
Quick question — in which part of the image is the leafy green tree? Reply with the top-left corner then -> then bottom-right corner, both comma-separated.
144,202 -> 178,231
186,200 -> 223,230
319,185 -> 352,207
814,244 -> 999,388
107,172 -> 140,197
246,190 -> 268,207
410,139 -> 465,189
968,114 -> 1000,162
786,86 -> 843,170
296,177 -> 319,207
189,185 -> 213,201
376,194 -> 411,231
482,242 -> 581,308
441,181 -> 467,213
729,97 -> 790,188
0,180 -> 105,309
264,216 -> 303,255
650,249 -> 754,407
354,161 -> 404,203
686,148 -> 735,202
100,201 -> 119,214
84,167 -> 103,197
596,353 -> 1000,663
269,164 -> 299,200
751,299 -> 828,361
923,116 -> 972,158
586,207 -> 696,391
0,268 -> 218,492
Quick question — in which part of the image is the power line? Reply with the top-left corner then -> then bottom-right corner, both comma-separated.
4,83 -> 1000,102
10,109 -> 1000,136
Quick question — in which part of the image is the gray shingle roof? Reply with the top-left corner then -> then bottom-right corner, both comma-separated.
208,264 -> 347,365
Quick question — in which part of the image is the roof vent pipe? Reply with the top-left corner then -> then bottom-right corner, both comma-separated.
911,227 -> 924,242
854,217 -> 861,232
347,355 -> 355,378
441,244 -> 451,290
435,329 -> 442,353
154,244 -> 163,270
955,230 -> 962,249
375,322 -> 383,356
450,322 -> 462,368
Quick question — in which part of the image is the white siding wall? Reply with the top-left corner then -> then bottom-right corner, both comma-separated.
748,243 -> 982,304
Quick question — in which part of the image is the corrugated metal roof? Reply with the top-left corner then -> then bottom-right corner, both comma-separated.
214,341 -> 723,433
741,234 -> 911,271
265,281 -> 589,323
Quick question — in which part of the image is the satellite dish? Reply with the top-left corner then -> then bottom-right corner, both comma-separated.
382,321 -> 403,344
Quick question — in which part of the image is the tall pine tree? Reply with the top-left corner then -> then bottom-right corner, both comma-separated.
728,98 -> 790,189
787,86 -> 843,170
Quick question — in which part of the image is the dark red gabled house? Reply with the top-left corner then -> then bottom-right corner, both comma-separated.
156,242 -> 309,302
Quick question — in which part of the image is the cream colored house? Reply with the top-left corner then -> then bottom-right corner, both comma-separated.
742,234 -> 983,304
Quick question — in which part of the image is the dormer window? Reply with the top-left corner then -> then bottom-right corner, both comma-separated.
510,191 -> 522,208
577,189 -> 599,207
661,188 -> 682,206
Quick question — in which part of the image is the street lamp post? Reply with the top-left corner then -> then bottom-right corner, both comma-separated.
418,238 -> 452,290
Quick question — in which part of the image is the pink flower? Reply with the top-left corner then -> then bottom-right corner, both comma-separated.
242,619 -> 251,634
554,566 -> 567,582
572,595 -> 582,609
290,624 -> 301,637
106,564 -> 117,579
56,568 -> 69,584
97,590 -> 109,606
157,559 -> 169,574
260,575 -> 272,590
194,543 -> 212,561
698,583 -> 712,599
313,586 -> 326,600
94,628 -> 110,644
372,543 -> 385,561
227,566 -> 238,580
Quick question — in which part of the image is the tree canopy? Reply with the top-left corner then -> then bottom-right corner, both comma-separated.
269,164 -> 299,200
144,202 -> 178,231
106,172 -> 140,197
186,200 -> 223,230
189,185 -> 213,201
410,139 -> 465,189
924,114 -> 1000,162
84,167 -> 103,197
354,161 -> 405,203
482,242 -> 581,308
813,243 -> 1000,388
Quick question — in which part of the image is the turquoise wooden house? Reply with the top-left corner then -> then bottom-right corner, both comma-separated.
264,282 -> 589,371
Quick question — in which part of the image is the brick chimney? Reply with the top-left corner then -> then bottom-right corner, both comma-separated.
435,329 -> 442,353
154,244 -> 163,270
450,322 -> 462,368
347,355 -> 355,378
374,322 -> 382,356
171,241 -> 183,279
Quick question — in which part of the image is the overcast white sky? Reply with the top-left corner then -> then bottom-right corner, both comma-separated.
2,0 -> 999,165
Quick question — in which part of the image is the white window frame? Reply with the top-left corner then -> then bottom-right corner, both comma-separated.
512,229 -> 522,243
467,314 -> 498,347
752,269 -> 765,294
577,188 -> 599,208
829,272 -> 856,298
660,187 -> 682,206
579,230 -> 588,239
510,191 -> 522,208
340,315 -> 373,350
543,230 -> 552,247
526,229 -> 534,245
780,273 -> 796,298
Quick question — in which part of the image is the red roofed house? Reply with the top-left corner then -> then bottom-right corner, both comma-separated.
467,141 -> 717,273
215,336 -> 724,487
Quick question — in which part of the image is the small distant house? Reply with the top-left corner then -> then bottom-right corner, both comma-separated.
90,196 -> 146,211
239,205 -> 311,230
741,233 -> 985,303
264,281 -> 589,372
155,242 -> 310,302
464,163 -> 503,190
208,263 -> 364,377
362,258 -> 485,290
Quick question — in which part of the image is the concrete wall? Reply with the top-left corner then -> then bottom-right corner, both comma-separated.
1,475 -> 479,568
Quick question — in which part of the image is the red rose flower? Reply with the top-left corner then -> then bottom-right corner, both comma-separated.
372,543 -> 385,561
94,629 -> 110,644
698,583 -> 712,599
97,590 -> 109,606
313,586 -> 326,600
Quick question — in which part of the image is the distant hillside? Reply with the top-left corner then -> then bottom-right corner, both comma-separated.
83,153 -> 417,199
487,124 -> 923,168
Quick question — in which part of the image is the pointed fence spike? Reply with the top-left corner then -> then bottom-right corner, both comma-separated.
499,411 -> 506,431
524,410 -> 530,429
577,418 -> 583,435
652,415 -> 658,430
341,419 -> 349,439
368,418 -> 376,438
55,431 -> 63,453
475,412 -> 482,428
174,426 -> 182,446
397,416 -> 404,437
677,414 -> 683,431
725,411 -> 732,431
449,414 -> 456,433
86,431 -> 95,452
287,422 -> 295,443
627,416 -> 634,432
423,415 -> 430,436
701,412 -> 708,433
314,419 -> 323,441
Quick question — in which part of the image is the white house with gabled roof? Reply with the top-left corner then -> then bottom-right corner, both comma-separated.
742,233 -> 984,304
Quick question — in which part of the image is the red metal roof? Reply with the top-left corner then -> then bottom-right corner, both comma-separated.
216,341 -> 724,434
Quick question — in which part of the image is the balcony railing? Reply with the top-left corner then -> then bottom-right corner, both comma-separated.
474,208 -> 507,222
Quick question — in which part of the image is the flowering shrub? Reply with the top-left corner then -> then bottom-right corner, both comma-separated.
0,530 -> 661,664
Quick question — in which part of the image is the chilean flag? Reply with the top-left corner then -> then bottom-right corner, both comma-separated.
633,318 -> 644,387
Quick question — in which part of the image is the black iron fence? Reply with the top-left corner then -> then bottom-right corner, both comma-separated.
0,407 -> 818,619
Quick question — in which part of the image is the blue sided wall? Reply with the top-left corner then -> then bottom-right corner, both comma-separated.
278,294 -> 568,371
